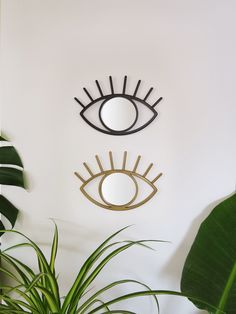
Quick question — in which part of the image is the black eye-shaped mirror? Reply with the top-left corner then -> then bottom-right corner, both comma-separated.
74,76 -> 163,136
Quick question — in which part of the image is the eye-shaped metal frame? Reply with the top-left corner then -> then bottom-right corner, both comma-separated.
74,76 -> 163,136
74,151 -> 163,211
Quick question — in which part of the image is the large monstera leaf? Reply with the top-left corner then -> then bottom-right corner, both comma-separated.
181,193 -> 236,314
0,136 -> 25,236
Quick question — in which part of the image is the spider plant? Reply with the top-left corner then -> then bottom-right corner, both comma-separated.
0,225 -> 217,314
0,135 -> 25,236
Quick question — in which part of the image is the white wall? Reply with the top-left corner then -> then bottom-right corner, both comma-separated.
1,0 -> 236,313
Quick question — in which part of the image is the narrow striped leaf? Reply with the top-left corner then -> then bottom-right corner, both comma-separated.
66,238 -> 160,312
49,222 -> 58,275
101,311 -> 136,314
35,286 -> 59,313
78,279 -> 159,314
68,241 -> 158,313
1,229 -> 61,309
87,290 -> 220,314
61,226 -> 131,313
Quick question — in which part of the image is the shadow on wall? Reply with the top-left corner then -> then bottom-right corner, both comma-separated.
162,194 -> 233,314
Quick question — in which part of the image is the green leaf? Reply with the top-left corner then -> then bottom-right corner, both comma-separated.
0,146 -> 23,168
0,195 -> 19,228
101,311 -> 136,314
68,240 -> 157,313
0,135 -> 7,141
0,220 -> 6,237
49,222 -> 58,275
0,139 -> 25,237
78,279 -> 159,314
87,290 -> 219,314
0,266 -> 22,284
1,229 -> 61,310
1,295 -> 40,313
61,226 -> 131,313
1,252 -> 36,279
181,193 -> 236,314
33,286 -> 59,313
85,299 -> 111,312
0,225 -> 218,314
0,167 -> 25,188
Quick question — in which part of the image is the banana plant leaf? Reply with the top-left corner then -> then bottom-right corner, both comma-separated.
181,193 -> 236,314
0,136 -> 25,236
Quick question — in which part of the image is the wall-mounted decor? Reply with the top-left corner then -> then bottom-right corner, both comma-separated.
74,76 -> 163,135
74,151 -> 162,211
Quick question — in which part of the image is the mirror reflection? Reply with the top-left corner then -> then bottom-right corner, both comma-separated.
100,97 -> 138,132
100,173 -> 137,206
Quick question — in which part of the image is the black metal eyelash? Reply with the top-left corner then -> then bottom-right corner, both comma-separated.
74,75 -> 162,108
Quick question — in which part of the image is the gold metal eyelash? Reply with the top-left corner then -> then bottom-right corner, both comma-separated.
74,151 -> 163,211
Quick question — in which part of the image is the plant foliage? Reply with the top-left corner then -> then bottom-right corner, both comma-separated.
0,225 -> 217,314
0,136 -> 25,236
181,193 -> 236,314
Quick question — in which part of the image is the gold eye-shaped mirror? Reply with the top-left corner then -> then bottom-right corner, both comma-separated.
74,151 -> 163,211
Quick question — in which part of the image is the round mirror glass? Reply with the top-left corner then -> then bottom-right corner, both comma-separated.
100,173 -> 137,206
100,97 -> 137,131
